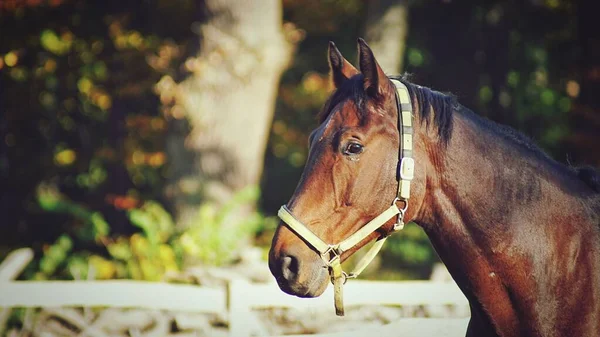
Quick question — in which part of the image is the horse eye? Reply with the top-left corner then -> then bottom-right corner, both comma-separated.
344,142 -> 364,155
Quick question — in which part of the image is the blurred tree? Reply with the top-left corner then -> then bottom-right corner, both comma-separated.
364,0 -> 408,74
0,0 -> 200,254
1,1 -> 166,245
261,0 -> 365,214
403,0 -> 581,157
157,0 -> 299,227
0,0 -> 281,271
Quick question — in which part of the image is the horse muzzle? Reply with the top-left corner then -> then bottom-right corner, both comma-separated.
268,229 -> 330,298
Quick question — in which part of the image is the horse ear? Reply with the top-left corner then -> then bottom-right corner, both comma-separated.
357,38 -> 390,97
328,41 -> 359,89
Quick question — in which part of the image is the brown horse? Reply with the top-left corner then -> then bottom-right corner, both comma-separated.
268,39 -> 600,337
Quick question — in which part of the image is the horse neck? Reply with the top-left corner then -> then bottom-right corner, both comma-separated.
415,109 -> 595,250
412,109 -> 600,335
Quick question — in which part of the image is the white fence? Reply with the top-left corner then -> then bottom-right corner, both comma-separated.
0,249 -> 470,337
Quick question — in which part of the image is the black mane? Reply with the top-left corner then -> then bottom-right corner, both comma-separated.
393,75 -> 457,146
318,74 -> 458,145
318,75 -> 369,123
576,166 -> 600,193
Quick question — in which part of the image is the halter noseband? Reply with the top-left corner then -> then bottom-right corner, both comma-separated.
277,79 -> 415,316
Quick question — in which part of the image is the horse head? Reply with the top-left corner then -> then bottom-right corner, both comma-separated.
269,39 -> 427,299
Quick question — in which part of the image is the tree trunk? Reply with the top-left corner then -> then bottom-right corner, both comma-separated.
364,0 -> 409,74
162,0 -> 295,227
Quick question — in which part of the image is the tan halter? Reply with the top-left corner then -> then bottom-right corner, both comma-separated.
277,79 -> 415,316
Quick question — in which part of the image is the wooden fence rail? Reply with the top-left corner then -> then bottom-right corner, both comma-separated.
1,280 -> 227,314
0,249 -> 470,337
228,278 -> 469,336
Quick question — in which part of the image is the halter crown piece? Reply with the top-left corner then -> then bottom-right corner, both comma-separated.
277,79 -> 415,316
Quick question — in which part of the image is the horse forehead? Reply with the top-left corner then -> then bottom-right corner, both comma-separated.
318,101 -> 363,141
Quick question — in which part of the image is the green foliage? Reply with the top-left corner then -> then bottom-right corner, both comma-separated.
178,186 -> 267,266
383,223 -> 436,268
37,183 -> 110,242
40,29 -> 72,55
2,1 -> 279,284
32,187 -> 272,281
508,41 -> 573,151
128,201 -> 175,246
39,235 -> 73,276
407,48 -> 425,67
1,1 -> 178,251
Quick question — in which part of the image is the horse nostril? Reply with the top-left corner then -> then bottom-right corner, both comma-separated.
281,254 -> 299,281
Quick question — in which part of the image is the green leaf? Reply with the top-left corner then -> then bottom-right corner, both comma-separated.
40,30 -> 71,55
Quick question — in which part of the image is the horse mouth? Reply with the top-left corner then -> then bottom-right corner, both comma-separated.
275,267 -> 329,298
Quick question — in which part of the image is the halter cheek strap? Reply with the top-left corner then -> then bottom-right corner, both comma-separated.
396,81 -> 415,201
277,79 -> 414,316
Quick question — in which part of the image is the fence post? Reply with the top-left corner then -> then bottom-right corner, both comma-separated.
0,248 -> 34,282
0,248 -> 34,335
228,279 -> 254,337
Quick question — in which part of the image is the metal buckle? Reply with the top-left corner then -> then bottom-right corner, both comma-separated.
392,198 -> 409,231
399,157 -> 415,181
320,246 -> 341,266
394,217 -> 405,231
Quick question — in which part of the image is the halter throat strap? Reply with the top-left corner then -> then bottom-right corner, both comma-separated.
277,79 -> 414,316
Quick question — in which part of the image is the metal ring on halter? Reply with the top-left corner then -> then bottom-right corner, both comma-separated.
393,197 -> 409,212
392,197 -> 409,231
342,271 -> 352,284
329,270 -> 348,284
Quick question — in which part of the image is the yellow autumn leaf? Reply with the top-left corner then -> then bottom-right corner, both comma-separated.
89,255 -> 116,280
54,149 -> 76,166
4,52 -> 18,67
